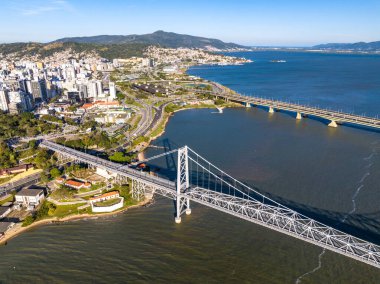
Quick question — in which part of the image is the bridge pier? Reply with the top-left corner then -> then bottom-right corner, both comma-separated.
328,120 -> 338,128
268,106 -> 275,113
296,112 -> 302,120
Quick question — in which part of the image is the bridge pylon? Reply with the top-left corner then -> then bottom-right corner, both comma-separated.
175,146 -> 191,224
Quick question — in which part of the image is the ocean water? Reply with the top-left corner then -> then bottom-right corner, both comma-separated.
1,52 -> 380,283
188,51 -> 380,117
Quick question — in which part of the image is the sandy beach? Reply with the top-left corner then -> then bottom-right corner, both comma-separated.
0,197 -> 152,245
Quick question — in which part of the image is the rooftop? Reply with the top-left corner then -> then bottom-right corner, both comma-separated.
90,191 -> 119,200
16,187 -> 44,197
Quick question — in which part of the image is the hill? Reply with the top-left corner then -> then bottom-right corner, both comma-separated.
52,30 -> 246,50
312,41 -> 380,51
0,42 -> 149,60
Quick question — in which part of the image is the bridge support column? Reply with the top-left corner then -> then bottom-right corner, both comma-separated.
296,112 -> 302,120
245,102 -> 251,108
268,106 -> 275,113
131,179 -> 146,201
328,120 -> 338,128
175,146 -> 190,224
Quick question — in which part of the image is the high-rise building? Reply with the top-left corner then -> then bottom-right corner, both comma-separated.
109,82 -> 116,101
78,84 -> 88,100
8,91 -> 30,112
4,79 -> 25,92
31,79 -> 48,103
0,89 -> 10,112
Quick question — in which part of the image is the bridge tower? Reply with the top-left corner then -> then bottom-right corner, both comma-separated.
175,146 -> 191,224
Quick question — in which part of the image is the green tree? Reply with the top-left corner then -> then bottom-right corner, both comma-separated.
116,92 -> 125,101
22,216 -> 35,227
40,172 -> 50,183
109,152 -> 132,163
50,168 -> 61,179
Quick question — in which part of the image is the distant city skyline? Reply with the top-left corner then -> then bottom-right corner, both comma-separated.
1,0 -> 379,46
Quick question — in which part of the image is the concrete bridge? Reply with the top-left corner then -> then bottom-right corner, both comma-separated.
210,90 -> 380,130
40,140 -> 380,269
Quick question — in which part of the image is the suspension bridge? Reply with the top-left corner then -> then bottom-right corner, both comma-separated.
40,140 -> 380,269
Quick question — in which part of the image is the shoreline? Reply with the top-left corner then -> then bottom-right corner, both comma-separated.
0,197 -> 152,246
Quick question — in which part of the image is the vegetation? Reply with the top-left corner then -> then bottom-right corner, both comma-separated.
49,167 -> 62,179
116,92 -> 126,101
0,195 -> 13,206
93,198 -> 122,207
56,131 -> 112,151
108,152 -> 135,163
22,216 -> 35,227
0,140 -> 17,169
51,203 -> 89,218
33,149 -> 56,170
113,184 -> 137,206
41,114 -> 63,124
0,42 -> 149,60
131,136 -> 150,147
165,103 -> 182,113
49,186 -> 76,202
0,112 -> 60,139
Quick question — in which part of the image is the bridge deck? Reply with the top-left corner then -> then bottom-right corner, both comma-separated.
215,93 -> 380,129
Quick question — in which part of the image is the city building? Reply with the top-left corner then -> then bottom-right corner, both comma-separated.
0,89 -> 10,112
15,188 -> 45,210
109,81 -> 116,101
31,79 -> 48,103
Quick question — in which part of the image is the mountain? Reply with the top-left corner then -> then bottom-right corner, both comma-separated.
0,42 -> 149,59
52,30 -> 246,50
312,41 -> 380,51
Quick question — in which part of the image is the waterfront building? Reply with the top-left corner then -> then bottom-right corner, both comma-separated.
15,188 -> 45,210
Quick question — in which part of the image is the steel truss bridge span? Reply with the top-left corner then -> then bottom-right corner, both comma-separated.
40,140 -> 380,269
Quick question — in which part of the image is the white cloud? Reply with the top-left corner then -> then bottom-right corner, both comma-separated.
21,0 -> 75,16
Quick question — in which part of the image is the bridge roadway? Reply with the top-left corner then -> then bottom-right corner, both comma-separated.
40,140 -> 380,269
213,92 -> 380,130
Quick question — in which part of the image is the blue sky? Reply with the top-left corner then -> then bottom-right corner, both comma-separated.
1,0 -> 379,46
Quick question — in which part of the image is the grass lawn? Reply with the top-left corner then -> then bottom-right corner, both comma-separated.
50,203 -> 89,218
0,175 -> 14,185
0,195 -> 13,205
50,187 -> 76,201
93,198 -> 122,207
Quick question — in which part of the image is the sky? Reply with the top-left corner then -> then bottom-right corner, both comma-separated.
1,0 -> 379,46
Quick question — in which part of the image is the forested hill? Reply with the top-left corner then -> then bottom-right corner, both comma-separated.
52,30 -> 246,50
0,42 -> 148,60
313,41 -> 380,51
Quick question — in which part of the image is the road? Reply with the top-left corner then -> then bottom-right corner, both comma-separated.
0,172 -> 41,195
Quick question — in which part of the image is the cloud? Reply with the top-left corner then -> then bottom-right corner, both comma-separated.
21,0 -> 75,16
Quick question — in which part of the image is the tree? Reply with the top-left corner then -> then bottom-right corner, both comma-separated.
22,216 -> 35,227
0,140 -> 16,169
109,152 -> 132,163
116,92 -> 125,101
50,168 -> 61,179
28,140 -> 37,149
40,172 -> 50,183
33,149 -> 52,170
